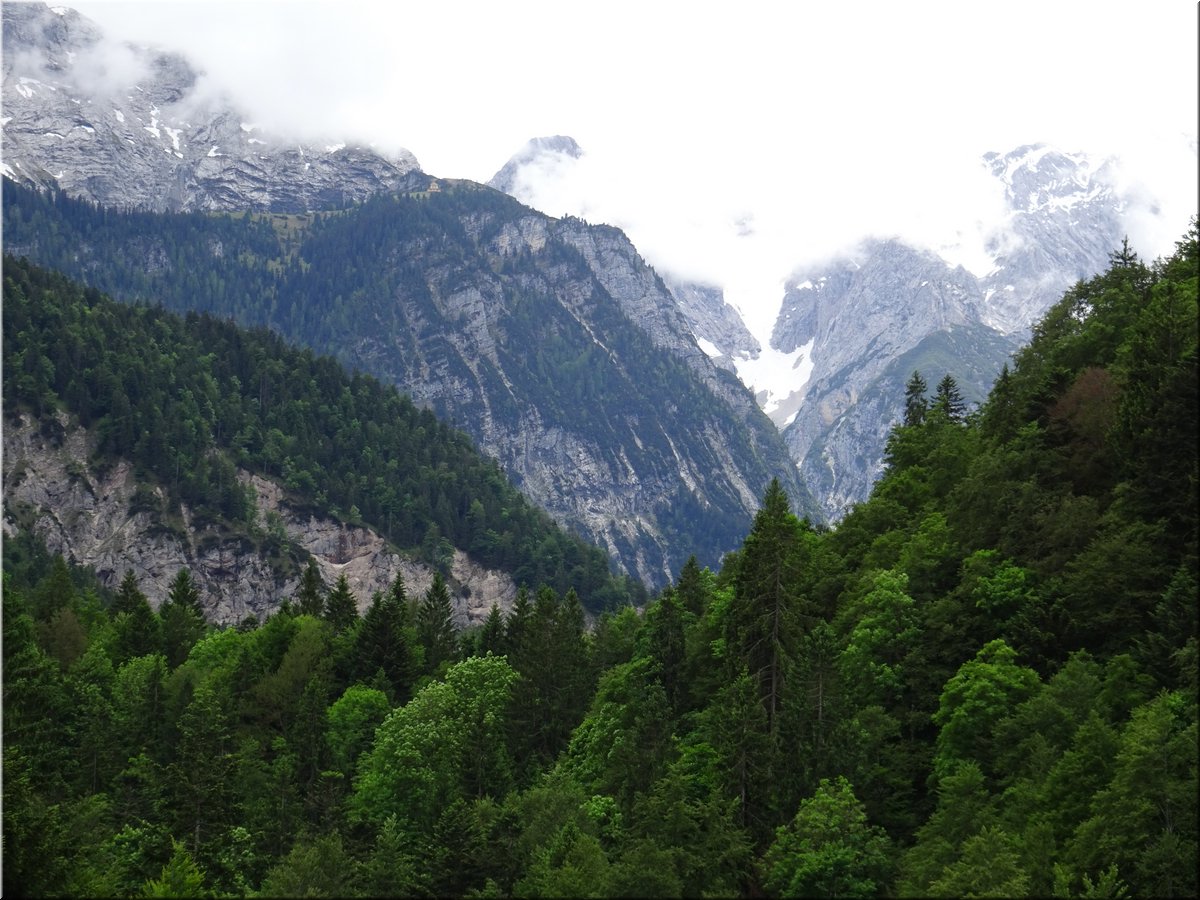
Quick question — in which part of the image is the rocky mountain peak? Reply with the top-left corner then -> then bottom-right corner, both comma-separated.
2,2 -> 423,212
487,134 -> 583,196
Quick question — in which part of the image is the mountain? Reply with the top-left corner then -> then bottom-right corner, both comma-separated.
2,255 -> 647,620
1,2 -> 424,211
2,181 -> 819,587
487,135 -> 583,197
2,4 -> 821,588
978,144 -> 1128,335
768,146 -> 1130,518
484,132 -> 1136,520
770,240 -> 1019,518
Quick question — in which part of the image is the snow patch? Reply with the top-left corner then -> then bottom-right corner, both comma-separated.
164,126 -> 182,152
247,138 -> 265,145
49,5 -> 69,14
0,162 -> 15,179
695,336 -> 721,357
15,84 -> 34,99
325,143 -> 346,153
114,109 -> 125,123
0,117 -> 11,127
731,338 -> 815,422
207,145 -> 221,157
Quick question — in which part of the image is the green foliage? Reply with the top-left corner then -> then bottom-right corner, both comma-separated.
763,776 -> 893,898
352,655 -> 519,830
2,207 -> 1196,898
326,684 -> 390,780
2,253 -> 639,612
932,639 -> 1041,781
141,839 -> 207,898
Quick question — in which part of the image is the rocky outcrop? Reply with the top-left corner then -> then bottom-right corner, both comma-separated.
980,144 -> 1126,336
2,415 -> 516,626
341,195 -> 820,585
660,276 -> 762,372
487,135 -> 582,197
1,3 -> 424,212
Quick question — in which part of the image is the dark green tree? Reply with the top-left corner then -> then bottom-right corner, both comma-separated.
932,372 -> 966,422
354,577 -> 418,701
166,568 -> 203,617
322,573 -> 358,635
417,572 -> 458,675
729,478 -> 809,734
294,559 -> 325,617
904,370 -> 929,426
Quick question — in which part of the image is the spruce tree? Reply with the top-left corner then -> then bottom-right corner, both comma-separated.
932,373 -> 966,422
166,568 -> 204,617
479,604 -> 506,656
355,576 -> 417,701
729,478 -> 804,735
323,574 -> 358,635
904,370 -> 929,426
417,572 -> 457,675
294,559 -> 325,617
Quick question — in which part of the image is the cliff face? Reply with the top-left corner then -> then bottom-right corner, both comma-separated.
338,197 -> 819,585
3,415 -> 516,626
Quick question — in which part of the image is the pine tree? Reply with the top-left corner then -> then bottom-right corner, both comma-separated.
294,559 -> 325,617
729,478 -> 805,734
480,604 -> 506,656
112,569 -> 149,617
166,568 -> 203,617
932,373 -> 966,422
355,577 -> 417,701
903,370 -> 929,426
323,574 -> 358,634
110,572 -> 162,665
417,572 -> 457,675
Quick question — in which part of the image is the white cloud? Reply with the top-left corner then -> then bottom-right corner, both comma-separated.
68,0 -> 1200,338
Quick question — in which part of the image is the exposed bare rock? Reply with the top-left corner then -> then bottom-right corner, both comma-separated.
3,415 -> 515,626
1,2 -> 424,212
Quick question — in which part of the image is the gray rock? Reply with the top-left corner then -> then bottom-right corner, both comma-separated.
2,2 -> 423,212
3,415 -> 516,626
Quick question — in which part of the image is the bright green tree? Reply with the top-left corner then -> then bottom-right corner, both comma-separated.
140,839 -> 207,898
763,776 -> 893,898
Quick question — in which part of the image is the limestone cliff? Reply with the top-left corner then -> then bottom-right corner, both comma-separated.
2,415 -> 516,626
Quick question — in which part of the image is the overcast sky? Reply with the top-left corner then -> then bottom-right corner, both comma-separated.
69,0 -> 1199,339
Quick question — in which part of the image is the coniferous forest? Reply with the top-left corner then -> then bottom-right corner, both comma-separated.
2,221 -> 1197,897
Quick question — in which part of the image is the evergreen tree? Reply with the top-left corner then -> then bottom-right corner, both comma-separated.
728,478 -> 808,734
904,370 -> 929,426
112,569 -> 150,617
323,574 -> 358,635
110,572 -> 162,665
417,572 -> 458,675
354,577 -> 417,701
479,604 -> 506,656
166,568 -> 204,617
294,559 -> 326,617
932,372 -> 966,422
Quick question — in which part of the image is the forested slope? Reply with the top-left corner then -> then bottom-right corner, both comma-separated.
2,178 -> 819,585
3,225 -> 1196,897
2,256 -> 641,610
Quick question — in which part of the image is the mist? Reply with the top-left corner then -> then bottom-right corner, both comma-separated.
68,0 -> 1199,339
